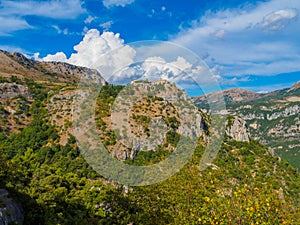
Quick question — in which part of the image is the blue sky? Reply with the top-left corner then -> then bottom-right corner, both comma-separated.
0,0 -> 300,95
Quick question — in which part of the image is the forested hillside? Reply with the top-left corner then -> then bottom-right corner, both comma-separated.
0,51 -> 299,224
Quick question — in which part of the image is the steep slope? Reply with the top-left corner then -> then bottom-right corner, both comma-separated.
0,50 -> 106,135
0,50 -> 106,85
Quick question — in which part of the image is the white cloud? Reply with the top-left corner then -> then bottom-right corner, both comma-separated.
257,8 -> 298,31
0,0 -> 86,19
142,56 -> 193,82
43,52 -> 68,62
114,55 -> 213,88
84,15 -> 97,24
214,29 -> 225,39
0,16 -> 32,35
0,0 -> 86,35
52,25 -> 69,35
41,29 -> 136,82
100,21 -> 114,30
103,0 -> 135,8
68,29 -> 134,68
173,0 -> 300,77
39,29 -> 214,89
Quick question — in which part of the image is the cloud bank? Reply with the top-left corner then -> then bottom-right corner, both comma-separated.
41,29 -> 136,82
173,0 -> 300,77
0,0 -> 86,35
40,29 -> 213,91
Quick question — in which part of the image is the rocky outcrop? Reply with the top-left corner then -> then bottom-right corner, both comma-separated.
81,79 -> 208,161
226,116 -> 250,142
0,189 -> 23,225
266,105 -> 300,120
0,83 -> 31,99
43,62 -> 107,85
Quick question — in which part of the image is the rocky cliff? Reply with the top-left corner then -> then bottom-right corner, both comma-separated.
226,116 -> 250,142
94,80 -> 208,161
0,83 -> 32,99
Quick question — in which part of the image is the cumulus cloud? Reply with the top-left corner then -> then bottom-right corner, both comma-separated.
173,0 -> 300,77
103,0 -> 135,8
43,52 -> 68,62
114,55 -> 213,89
68,29 -> 135,72
41,29 -> 136,82
39,29 -> 214,90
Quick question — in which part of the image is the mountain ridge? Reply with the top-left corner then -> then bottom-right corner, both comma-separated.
193,82 -> 300,106
193,80 -> 300,169
0,50 -> 107,85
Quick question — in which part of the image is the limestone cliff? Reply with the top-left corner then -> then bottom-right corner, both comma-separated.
226,116 -> 250,142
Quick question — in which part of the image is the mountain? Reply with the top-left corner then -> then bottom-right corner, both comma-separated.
0,50 -> 106,85
291,80 -> 300,90
194,82 -> 300,169
0,50 -> 106,135
193,88 -> 264,107
0,51 -> 299,224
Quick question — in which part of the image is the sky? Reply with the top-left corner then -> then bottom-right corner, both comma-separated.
0,0 -> 300,95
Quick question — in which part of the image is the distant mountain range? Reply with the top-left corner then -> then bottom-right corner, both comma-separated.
193,81 -> 300,169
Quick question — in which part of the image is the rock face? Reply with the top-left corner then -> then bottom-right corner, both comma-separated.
0,83 -> 32,99
0,189 -> 23,225
226,116 -> 250,142
94,80 -> 208,160
42,61 -> 107,85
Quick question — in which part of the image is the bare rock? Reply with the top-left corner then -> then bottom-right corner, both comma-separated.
226,116 -> 250,142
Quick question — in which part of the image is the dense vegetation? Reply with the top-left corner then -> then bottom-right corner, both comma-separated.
0,82 -> 300,224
